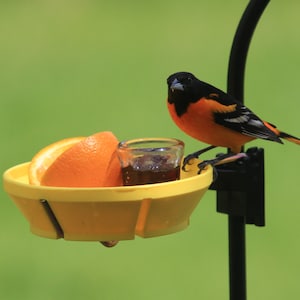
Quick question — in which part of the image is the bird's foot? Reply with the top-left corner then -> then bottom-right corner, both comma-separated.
197,152 -> 248,174
183,153 -> 201,171
182,145 -> 216,171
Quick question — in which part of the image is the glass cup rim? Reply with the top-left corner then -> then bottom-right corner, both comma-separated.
118,137 -> 184,151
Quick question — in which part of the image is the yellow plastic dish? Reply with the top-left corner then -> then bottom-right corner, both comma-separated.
3,160 -> 213,241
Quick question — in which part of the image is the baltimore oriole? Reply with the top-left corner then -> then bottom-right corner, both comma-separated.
167,72 -> 300,170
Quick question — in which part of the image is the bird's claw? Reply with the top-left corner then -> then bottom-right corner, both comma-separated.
182,146 -> 217,171
197,160 -> 215,174
183,148 -> 247,174
182,153 -> 200,171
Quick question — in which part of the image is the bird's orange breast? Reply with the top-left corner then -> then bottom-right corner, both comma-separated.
167,98 -> 254,153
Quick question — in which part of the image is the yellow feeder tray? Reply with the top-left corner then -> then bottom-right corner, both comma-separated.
3,160 -> 213,241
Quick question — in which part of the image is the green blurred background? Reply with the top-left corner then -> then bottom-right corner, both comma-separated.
1,1 -> 299,299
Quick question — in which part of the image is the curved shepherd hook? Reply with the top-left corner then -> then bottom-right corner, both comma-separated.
227,0 -> 270,102
225,1 -> 270,300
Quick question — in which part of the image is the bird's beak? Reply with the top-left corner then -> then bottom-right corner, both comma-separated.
170,78 -> 184,92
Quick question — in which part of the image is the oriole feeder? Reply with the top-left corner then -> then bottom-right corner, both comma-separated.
3,159 -> 213,241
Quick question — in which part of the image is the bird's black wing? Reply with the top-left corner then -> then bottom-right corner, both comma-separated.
209,95 -> 282,143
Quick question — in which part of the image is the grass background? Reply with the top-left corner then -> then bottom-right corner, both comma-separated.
1,0 -> 299,299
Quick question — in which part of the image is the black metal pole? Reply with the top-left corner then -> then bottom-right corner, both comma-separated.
228,214 -> 246,299
226,1 -> 270,300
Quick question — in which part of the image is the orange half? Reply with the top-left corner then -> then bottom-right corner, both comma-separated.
28,137 -> 85,185
29,132 -> 123,187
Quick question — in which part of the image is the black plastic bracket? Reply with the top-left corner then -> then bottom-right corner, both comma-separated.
209,147 -> 265,227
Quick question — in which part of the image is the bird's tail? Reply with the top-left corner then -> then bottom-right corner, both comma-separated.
264,122 -> 300,146
279,131 -> 300,145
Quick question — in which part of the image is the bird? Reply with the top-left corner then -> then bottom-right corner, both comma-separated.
167,71 -> 300,171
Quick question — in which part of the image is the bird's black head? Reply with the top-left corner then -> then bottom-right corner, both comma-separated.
167,72 -> 207,116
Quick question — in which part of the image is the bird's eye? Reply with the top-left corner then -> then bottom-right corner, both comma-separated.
182,77 -> 192,84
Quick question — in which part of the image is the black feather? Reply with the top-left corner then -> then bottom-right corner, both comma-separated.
213,104 -> 282,143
